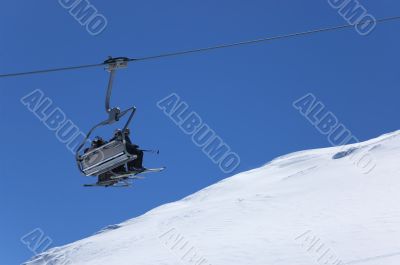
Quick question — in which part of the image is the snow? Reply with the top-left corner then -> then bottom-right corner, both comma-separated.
24,131 -> 400,265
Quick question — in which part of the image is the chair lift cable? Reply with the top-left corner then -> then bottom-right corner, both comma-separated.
0,15 -> 400,79
130,15 -> 400,63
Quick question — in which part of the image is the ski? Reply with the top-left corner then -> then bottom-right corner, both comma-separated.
136,167 -> 166,175
109,167 -> 166,179
83,167 -> 166,187
84,182 -> 130,188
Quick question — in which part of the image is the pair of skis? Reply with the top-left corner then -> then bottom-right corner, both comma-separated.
84,167 -> 166,188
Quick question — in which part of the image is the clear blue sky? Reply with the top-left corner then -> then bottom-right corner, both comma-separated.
1,1 -> 399,264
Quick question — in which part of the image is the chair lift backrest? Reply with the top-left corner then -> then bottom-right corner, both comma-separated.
78,137 -> 137,176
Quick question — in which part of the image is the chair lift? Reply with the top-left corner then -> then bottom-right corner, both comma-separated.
75,57 -> 146,185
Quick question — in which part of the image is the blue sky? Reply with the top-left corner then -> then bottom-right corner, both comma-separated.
1,1 -> 400,264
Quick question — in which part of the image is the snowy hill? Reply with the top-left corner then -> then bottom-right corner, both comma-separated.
24,131 -> 400,265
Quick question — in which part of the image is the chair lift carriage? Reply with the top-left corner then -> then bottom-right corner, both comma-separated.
75,57 -> 164,187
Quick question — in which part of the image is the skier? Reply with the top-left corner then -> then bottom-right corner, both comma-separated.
124,128 -> 145,172
111,128 -> 145,172
84,136 -> 107,153
81,137 -> 116,184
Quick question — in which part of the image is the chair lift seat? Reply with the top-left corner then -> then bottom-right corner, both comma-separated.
78,139 -> 137,177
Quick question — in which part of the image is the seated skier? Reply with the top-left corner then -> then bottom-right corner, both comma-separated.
104,129 -> 128,175
84,136 -> 106,153
124,128 -> 145,172
111,128 -> 145,172
82,137 -> 116,184
94,136 -> 106,146
110,128 -> 146,172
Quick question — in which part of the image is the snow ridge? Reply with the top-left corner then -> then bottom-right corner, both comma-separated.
24,131 -> 400,265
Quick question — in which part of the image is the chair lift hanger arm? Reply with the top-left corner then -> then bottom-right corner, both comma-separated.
104,57 -> 129,114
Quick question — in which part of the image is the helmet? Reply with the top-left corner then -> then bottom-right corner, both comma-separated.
94,136 -> 103,142
92,136 -> 103,146
124,128 -> 131,135
114,129 -> 122,137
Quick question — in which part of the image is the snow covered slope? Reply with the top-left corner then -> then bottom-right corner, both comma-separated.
25,131 -> 400,265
